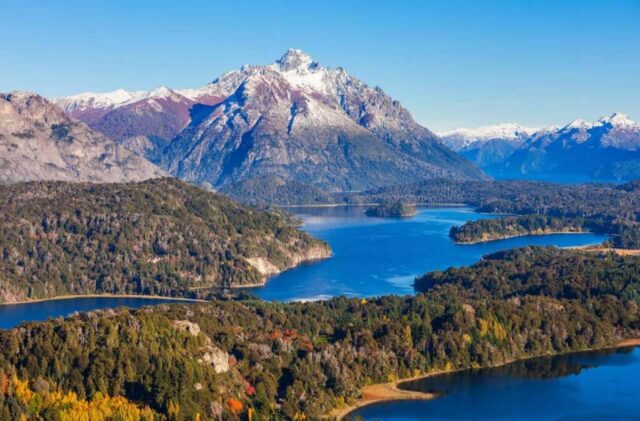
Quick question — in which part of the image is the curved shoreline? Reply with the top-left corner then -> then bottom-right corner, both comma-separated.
332,338 -> 640,420
453,230 -> 595,245
0,293 -> 208,307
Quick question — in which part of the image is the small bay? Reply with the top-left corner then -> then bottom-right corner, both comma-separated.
351,346 -> 640,420
250,206 -> 607,302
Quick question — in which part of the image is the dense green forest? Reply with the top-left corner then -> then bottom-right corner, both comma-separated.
222,178 -> 640,247
0,179 -> 329,303
219,176 -> 335,207
354,179 -> 640,247
449,215 -> 590,243
415,246 -> 640,303
0,247 -> 638,419
365,202 -> 417,218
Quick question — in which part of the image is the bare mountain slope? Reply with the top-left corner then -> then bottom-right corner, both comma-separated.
0,92 -> 164,183
162,49 -> 486,190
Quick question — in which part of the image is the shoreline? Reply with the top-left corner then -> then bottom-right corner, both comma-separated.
566,245 -> 640,256
277,202 -> 469,209
332,337 -> 640,420
0,293 -> 208,307
453,230 -> 596,245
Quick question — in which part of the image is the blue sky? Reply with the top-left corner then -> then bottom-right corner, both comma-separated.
1,0 -> 638,131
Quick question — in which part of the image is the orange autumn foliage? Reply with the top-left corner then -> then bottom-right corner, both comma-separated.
228,397 -> 243,415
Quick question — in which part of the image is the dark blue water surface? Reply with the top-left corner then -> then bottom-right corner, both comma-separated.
250,206 -> 606,302
351,346 -> 640,420
0,206 -> 606,328
0,297 -> 188,329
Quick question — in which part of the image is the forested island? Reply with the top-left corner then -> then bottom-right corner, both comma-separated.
224,178 -> 640,248
0,247 -> 638,419
0,179 -> 330,303
365,202 -> 417,218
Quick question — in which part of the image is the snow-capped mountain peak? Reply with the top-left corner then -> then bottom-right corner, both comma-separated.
599,112 -> 638,129
274,48 -> 318,72
439,123 -> 538,140
438,123 -> 538,150
53,88 -> 145,111
564,119 -> 595,130
147,86 -> 176,98
119,86 -> 187,106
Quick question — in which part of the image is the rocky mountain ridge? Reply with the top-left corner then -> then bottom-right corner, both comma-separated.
0,91 -> 164,183
56,49 -> 487,190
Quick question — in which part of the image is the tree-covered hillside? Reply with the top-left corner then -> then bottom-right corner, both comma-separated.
0,247 -> 637,419
0,178 -> 329,303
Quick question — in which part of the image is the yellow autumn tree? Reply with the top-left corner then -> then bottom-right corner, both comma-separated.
9,376 -> 155,421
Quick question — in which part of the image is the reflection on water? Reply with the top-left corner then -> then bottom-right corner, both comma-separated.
352,346 -> 640,420
250,206 -> 608,302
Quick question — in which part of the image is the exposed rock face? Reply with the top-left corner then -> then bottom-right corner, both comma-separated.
54,87 -> 210,153
501,113 -> 640,180
244,243 -> 331,284
57,50 -> 486,190
246,257 -> 281,277
172,320 -> 202,336
0,92 -> 164,183
161,50 -> 486,190
200,346 -> 230,374
172,319 -> 230,374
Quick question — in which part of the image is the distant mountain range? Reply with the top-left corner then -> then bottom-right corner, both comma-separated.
439,124 -> 538,168
11,49 -> 637,188
0,92 -> 163,183
55,49 -> 486,190
440,114 -> 640,181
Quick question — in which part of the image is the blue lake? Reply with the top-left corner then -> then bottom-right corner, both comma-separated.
0,296 -> 187,329
351,346 -> 640,420
250,206 -> 607,302
0,206 -> 606,328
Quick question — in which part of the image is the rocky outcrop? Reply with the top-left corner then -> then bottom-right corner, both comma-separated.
57,50 -> 486,191
243,243 -> 331,285
0,92 -> 164,183
172,320 -> 230,374
200,346 -> 230,374
172,320 -> 202,336
161,50 -> 486,191
245,257 -> 281,277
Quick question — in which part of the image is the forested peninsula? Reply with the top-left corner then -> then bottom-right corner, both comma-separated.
224,178 -> 640,248
0,247 -> 638,419
0,179 -> 330,303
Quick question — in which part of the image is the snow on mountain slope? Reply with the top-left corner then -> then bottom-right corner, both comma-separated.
0,91 -> 165,183
55,49 -> 486,189
160,49 -> 486,190
500,113 -> 640,180
439,123 -> 538,151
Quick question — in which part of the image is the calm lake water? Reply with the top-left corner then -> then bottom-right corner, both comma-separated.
351,346 -> 640,420
0,297 -> 187,329
0,206 -> 606,328
250,206 -> 607,302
